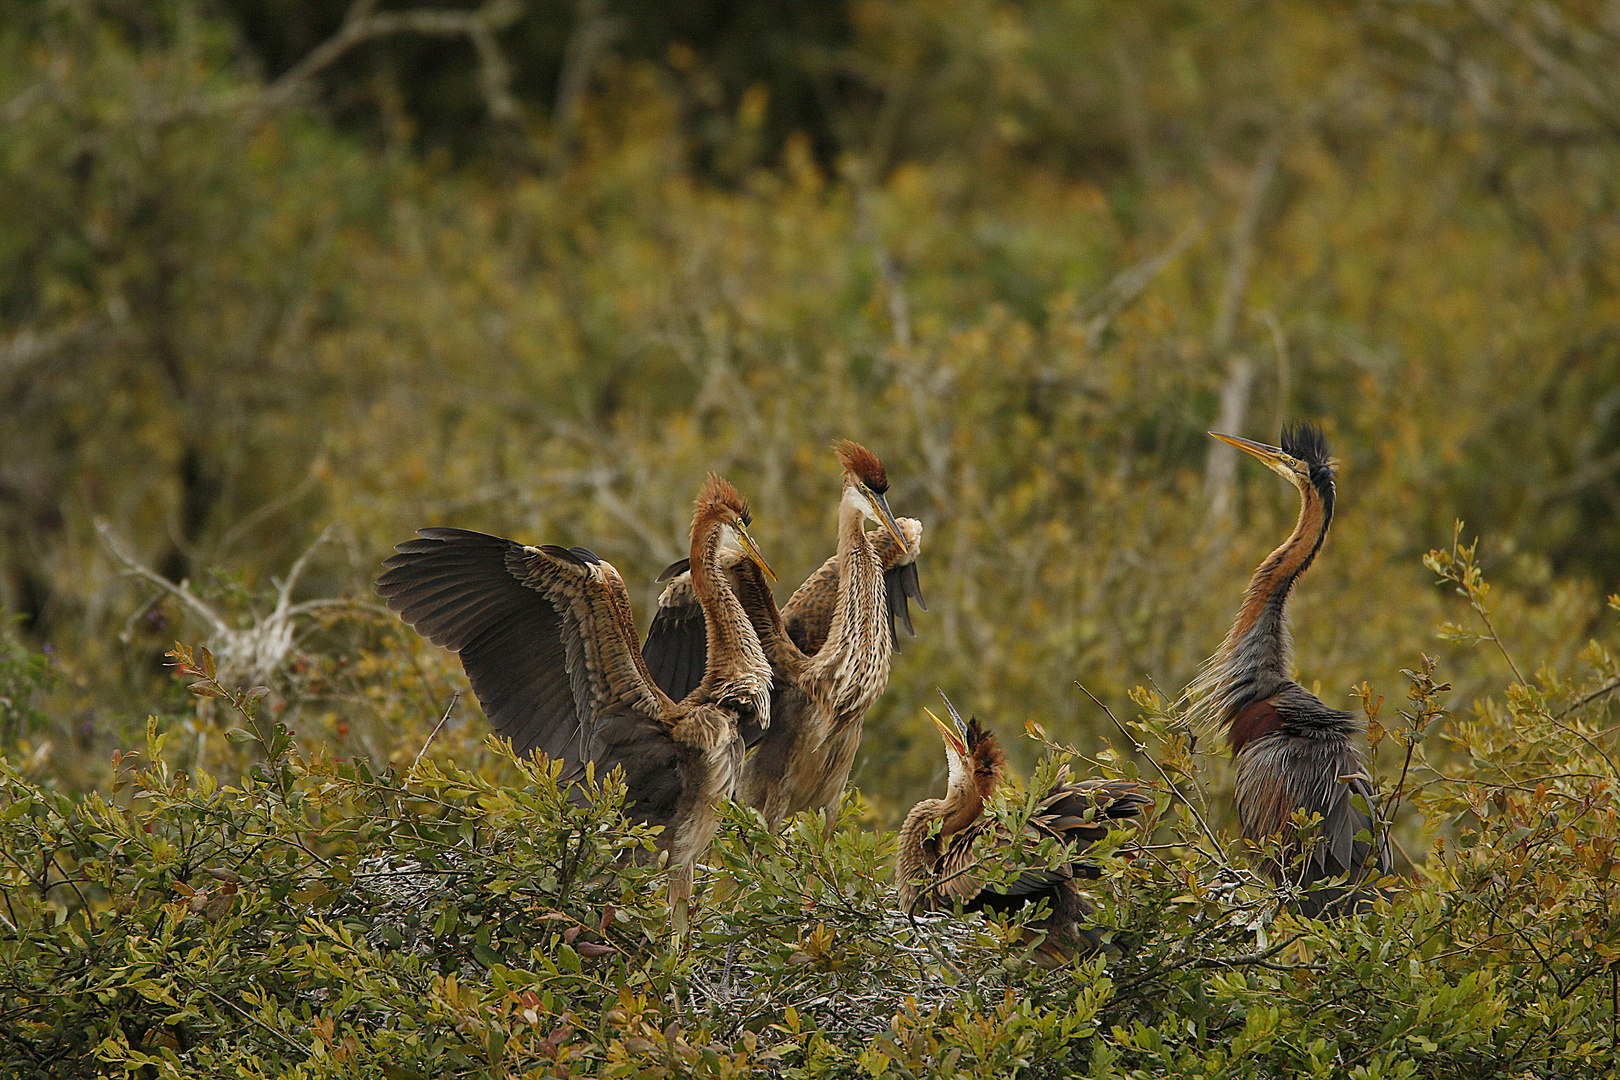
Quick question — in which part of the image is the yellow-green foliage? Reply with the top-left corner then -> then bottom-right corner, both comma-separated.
1,552 -> 1617,1077
1,2 -> 1619,1074
5,1 -> 1618,823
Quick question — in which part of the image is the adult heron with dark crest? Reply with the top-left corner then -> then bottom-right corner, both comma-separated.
1188,423 -> 1391,916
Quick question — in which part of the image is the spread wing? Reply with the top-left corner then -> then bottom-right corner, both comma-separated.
782,516 -> 926,655
377,528 -> 674,782
641,557 -> 709,705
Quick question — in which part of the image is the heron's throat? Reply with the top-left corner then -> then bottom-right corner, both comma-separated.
939,784 -> 984,836
691,516 -> 770,697
813,493 -> 891,709
1235,481 -> 1330,635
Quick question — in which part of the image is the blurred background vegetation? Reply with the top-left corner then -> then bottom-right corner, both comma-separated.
3,0 -> 1619,847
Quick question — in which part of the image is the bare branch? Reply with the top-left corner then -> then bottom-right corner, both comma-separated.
412,692 -> 460,774
258,0 -> 525,123
1078,217 -> 1204,350
554,0 -> 621,134
98,518 -> 232,640
1205,132 -> 1281,519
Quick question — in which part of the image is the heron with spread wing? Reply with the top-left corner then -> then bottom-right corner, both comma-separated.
1188,424 -> 1390,916
375,474 -> 775,913
641,442 -> 923,833
897,693 -> 1151,965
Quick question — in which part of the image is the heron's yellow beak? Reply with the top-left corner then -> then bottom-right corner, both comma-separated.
867,488 -> 908,550
1209,431 -> 1301,482
924,706 -> 968,758
733,523 -> 777,584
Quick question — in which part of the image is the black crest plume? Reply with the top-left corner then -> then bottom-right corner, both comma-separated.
1279,422 -> 1331,467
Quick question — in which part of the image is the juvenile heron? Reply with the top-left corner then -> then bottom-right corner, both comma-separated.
376,473 -> 775,914
1189,423 -> 1390,916
642,442 -> 922,833
896,693 -> 1151,965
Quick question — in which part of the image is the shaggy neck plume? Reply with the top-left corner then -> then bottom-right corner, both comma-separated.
690,499 -> 769,705
813,481 -> 891,711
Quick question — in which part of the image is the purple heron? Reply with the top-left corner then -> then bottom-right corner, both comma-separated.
641,442 -> 922,833
376,473 -> 775,911
1189,423 -> 1390,916
897,693 -> 1151,964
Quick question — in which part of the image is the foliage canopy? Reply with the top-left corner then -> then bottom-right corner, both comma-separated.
2,2 -> 1620,1075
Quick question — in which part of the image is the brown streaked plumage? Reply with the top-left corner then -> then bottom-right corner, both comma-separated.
642,442 -> 921,834
780,516 -> 924,655
375,474 -> 774,914
1187,423 -> 1391,917
896,693 -> 1152,965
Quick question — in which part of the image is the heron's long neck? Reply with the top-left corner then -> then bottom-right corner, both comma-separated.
1193,481 -> 1333,736
691,518 -> 769,694
814,488 -> 890,706
732,559 -> 800,668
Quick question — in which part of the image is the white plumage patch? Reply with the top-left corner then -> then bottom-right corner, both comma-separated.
843,485 -> 877,524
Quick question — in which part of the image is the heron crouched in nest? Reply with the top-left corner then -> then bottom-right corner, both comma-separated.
643,441 -> 925,834
1189,423 -> 1392,917
376,474 -> 775,923
897,693 -> 1152,966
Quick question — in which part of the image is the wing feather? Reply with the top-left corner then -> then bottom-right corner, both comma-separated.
886,559 -> 927,643
944,779 -> 1150,908
1261,687 -> 1390,892
378,527 -> 672,779
642,561 -> 709,704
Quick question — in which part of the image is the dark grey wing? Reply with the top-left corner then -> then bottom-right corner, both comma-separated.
378,528 -> 587,764
974,779 -> 1150,904
877,517 -> 925,648
378,528 -> 672,780
641,559 -> 709,705
884,559 -> 927,647
1269,688 -> 1390,913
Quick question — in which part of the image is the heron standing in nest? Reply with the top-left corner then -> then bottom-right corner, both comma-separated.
1187,424 -> 1391,916
642,442 -> 923,833
376,473 -> 775,921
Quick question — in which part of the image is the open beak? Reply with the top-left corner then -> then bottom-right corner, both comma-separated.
935,688 -> 970,739
867,488 -> 908,550
1209,431 -> 1299,481
924,706 -> 968,759
733,524 -> 777,584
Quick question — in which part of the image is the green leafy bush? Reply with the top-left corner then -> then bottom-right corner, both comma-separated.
2,536 -> 1617,1077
